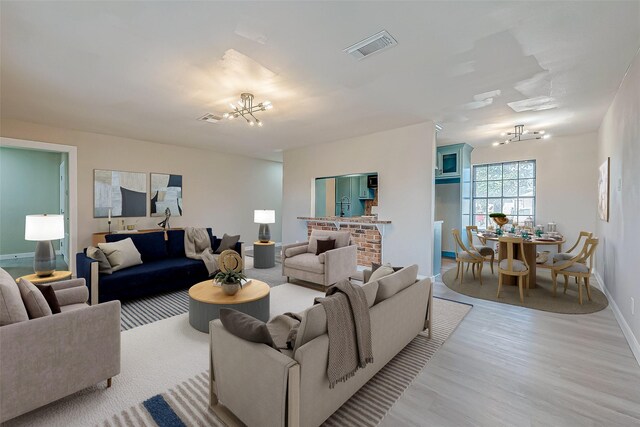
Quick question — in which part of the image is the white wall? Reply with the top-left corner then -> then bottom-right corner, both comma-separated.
0,119 -> 283,253
282,122 -> 436,276
596,49 -> 640,355
471,132 -> 598,248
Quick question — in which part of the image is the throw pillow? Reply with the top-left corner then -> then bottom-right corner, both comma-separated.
284,245 -> 308,258
0,268 -> 29,326
215,234 -> 240,254
98,238 -> 143,272
368,264 -> 394,282
87,246 -> 113,274
17,278 -> 52,319
315,238 -> 335,255
219,308 -> 276,348
372,262 -> 403,273
34,284 -> 61,314
375,264 -> 419,304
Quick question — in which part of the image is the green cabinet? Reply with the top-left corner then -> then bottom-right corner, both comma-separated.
436,145 -> 461,180
335,175 -> 366,217
358,175 -> 375,200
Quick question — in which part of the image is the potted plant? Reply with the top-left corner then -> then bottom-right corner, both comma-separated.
489,212 -> 509,227
213,270 -> 247,296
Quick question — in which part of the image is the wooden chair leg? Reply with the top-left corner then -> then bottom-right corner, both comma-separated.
518,276 -> 524,303
497,273 -> 503,298
490,254 -> 495,274
585,276 -> 592,301
526,272 -> 530,296
578,279 -> 583,305
552,272 -> 557,296
460,262 -> 464,285
563,275 -> 569,294
455,261 -> 460,279
107,378 -> 112,388
466,263 -> 470,273
478,262 -> 483,286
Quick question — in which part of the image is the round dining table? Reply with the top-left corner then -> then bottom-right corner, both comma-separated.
478,233 -> 565,288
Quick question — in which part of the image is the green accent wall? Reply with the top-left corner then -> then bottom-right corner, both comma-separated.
0,147 -> 61,255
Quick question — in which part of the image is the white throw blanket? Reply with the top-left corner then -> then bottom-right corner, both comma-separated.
184,227 -> 218,275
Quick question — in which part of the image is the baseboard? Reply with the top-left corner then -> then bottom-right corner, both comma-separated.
442,251 -> 456,259
0,251 -> 63,261
594,270 -> 640,366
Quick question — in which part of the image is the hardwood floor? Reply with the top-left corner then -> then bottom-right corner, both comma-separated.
381,259 -> 640,427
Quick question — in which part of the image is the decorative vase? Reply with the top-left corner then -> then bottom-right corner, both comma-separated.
221,282 -> 241,296
492,216 -> 509,227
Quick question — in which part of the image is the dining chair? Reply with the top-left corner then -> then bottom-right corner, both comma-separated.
551,237 -> 599,304
466,225 -> 495,274
554,231 -> 593,262
497,236 -> 530,303
452,229 -> 485,286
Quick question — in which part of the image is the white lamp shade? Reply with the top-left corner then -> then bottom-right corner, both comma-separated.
254,210 -> 275,224
25,214 -> 64,241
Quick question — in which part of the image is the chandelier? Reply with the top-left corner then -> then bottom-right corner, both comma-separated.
494,124 -> 550,146
223,93 -> 272,127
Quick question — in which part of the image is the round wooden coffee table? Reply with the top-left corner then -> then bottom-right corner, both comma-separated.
188,279 -> 270,333
16,270 -> 72,284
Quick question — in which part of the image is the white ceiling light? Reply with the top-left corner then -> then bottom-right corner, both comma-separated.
344,30 -> 397,60
200,93 -> 272,128
494,124 -> 549,146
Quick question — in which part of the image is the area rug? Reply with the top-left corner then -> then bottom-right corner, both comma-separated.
442,265 -> 608,314
104,298 -> 471,427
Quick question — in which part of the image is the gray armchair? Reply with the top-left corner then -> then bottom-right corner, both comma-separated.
0,272 -> 121,423
282,229 -> 357,288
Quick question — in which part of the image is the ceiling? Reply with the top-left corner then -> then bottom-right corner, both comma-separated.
1,1 -> 639,161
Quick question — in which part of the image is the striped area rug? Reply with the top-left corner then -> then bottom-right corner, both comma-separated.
120,290 -> 189,331
106,298 -> 471,426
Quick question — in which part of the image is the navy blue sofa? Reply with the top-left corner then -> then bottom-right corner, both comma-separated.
76,229 -> 243,304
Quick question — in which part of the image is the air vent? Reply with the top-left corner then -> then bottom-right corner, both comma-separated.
344,30 -> 397,60
198,113 -> 222,124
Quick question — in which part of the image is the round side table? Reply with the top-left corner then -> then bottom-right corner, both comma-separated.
188,279 -> 270,333
16,270 -> 72,284
253,241 -> 276,269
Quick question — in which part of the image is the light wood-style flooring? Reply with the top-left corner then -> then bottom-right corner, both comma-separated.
381,259 -> 640,427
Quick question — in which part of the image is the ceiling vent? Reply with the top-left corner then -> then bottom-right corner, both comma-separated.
344,30 -> 397,60
198,113 -> 222,124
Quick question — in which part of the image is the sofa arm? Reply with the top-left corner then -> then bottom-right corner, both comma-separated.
363,268 -> 373,283
210,319 -> 298,427
324,244 -> 358,286
0,301 -> 121,422
76,252 -> 100,305
282,241 -> 309,259
51,278 -> 89,306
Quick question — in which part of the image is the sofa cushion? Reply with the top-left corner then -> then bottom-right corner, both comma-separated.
375,264 -> 419,304
372,262 -> 403,273
220,308 -> 276,348
166,228 -> 214,258
308,230 -> 351,254
553,261 -> 589,273
215,233 -> 240,254
362,281 -> 379,308
105,232 -> 168,262
18,278 -> 52,319
35,284 -> 61,314
99,238 -> 143,272
59,303 -> 89,313
86,246 -> 113,274
98,257 -> 209,302
0,268 -> 29,326
284,253 -> 324,274
315,238 -> 335,255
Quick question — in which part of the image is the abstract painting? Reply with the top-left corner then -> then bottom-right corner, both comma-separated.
94,169 -> 147,218
598,157 -> 610,222
151,173 -> 183,217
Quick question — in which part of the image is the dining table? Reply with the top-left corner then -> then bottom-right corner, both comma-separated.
478,232 -> 565,289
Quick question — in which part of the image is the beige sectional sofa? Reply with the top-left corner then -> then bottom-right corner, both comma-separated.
0,268 -> 120,423
209,264 -> 432,427
282,230 -> 357,289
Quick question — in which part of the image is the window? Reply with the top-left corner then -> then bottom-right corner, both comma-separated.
472,160 -> 536,229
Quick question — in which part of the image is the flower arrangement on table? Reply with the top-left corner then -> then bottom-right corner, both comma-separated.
489,212 -> 509,227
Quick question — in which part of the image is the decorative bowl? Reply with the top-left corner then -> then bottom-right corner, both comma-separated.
492,216 -> 509,227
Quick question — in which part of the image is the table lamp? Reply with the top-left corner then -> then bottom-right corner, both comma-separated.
25,214 -> 64,277
254,210 -> 275,243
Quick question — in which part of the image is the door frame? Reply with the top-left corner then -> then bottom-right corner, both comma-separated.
0,137 -> 78,275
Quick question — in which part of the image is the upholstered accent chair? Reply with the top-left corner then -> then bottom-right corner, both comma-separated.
496,236 -> 530,303
452,229 -> 486,286
466,225 -> 495,274
553,231 -> 593,262
282,229 -> 357,288
551,237 -> 599,304
0,268 -> 120,423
